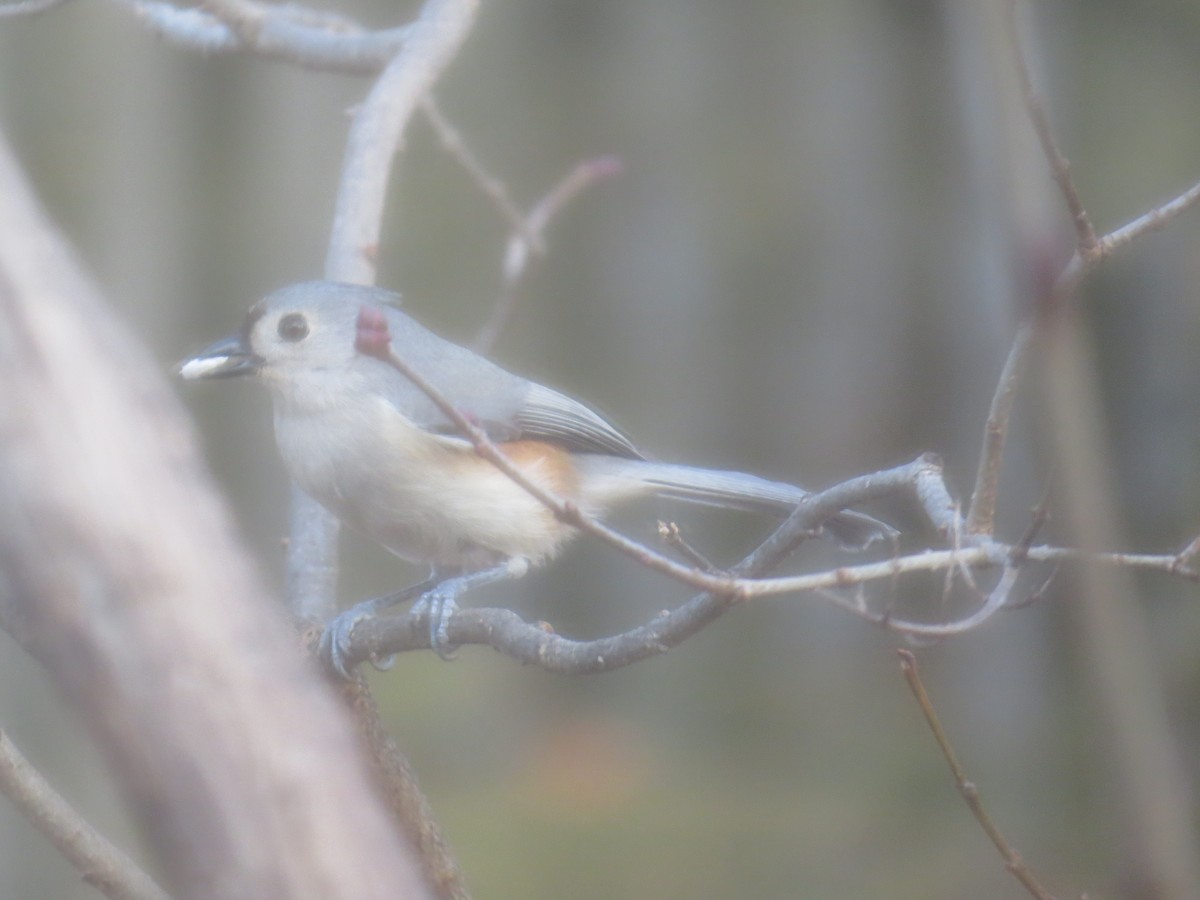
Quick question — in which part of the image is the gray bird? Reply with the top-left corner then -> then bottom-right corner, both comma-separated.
182,281 -> 894,674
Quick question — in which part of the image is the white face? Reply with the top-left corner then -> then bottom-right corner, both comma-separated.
245,297 -> 387,419
180,286 -> 366,398
247,298 -> 361,378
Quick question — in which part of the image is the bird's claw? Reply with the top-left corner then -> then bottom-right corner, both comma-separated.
412,588 -> 460,661
318,607 -> 368,680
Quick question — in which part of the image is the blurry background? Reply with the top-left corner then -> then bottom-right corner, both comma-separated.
2,1 -> 1199,897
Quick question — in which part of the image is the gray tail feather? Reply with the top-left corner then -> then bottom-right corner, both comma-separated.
574,458 -> 895,550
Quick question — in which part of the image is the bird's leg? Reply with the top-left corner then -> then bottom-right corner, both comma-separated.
319,574 -> 439,679
413,557 -> 531,660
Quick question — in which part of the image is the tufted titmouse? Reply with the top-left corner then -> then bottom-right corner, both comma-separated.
182,281 -> 893,673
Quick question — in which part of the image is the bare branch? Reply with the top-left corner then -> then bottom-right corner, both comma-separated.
1093,176 -> 1200,259
658,521 -> 719,573
266,5 -> 480,892
420,95 -> 538,250
118,0 -> 407,74
1005,567 -> 1058,612
0,0 -> 71,19
326,675 -> 469,900
337,532 -> 1197,673
911,454 -> 962,539
898,651 -> 1060,900
410,102 -> 622,355
1003,0 -> 1097,256
969,6 -> 1200,546
0,127 -> 426,899
355,307 -> 909,602
0,730 -> 169,900
1007,480 -> 1053,567
324,0 -> 478,285
474,156 -> 622,353
287,0 -> 479,624
328,323 -> 1200,662
965,321 -> 1035,535
1171,533 -> 1200,574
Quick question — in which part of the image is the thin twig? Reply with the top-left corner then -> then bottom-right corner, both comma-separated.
1005,566 -> 1058,612
0,0 -> 71,18
0,731 -> 170,900
356,306 -> 910,602
344,316 -> 1200,666
739,542 -> 1200,602
1003,0 -> 1097,256
420,95 -> 539,250
898,651 -> 1060,900
329,677 -> 469,900
122,0 -> 408,73
1010,479 -> 1053,564
474,155 -> 622,352
1171,533 -> 1200,574
658,521 -> 719,573
969,7 -> 1200,544
1094,177 -> 1200,259
342,529 -> 1199,673
965,321 -> 1035,535
964,175 -> 1200,541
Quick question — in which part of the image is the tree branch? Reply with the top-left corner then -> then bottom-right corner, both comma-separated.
0,730 -> 169,900
474,155 -> 622,353
339,530 -> 1198,673
284,0 -> 479,624
0,127 -> 426,898
117,0 -> 407,74
967,8 -> 1200,541
0,0 -> 71,18
355,308 -> 909,601
1003,0 -> 1097,256
899,651 -> 1059,900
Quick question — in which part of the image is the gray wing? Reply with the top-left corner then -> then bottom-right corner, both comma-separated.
514,383 -> 644,459
369,305 -> 642,458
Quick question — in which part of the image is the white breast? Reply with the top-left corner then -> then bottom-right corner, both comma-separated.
273,393 -> 573,569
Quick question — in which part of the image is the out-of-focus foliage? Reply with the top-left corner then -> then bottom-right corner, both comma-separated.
0,1 -> 1198,897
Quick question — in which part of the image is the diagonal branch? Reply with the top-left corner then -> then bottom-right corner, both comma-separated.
1003,0 -> 1097,256
355,307 -> 910,602
899,651 -> 1059,900
968,7 -> 1200,542
0,0 -> 71,18
0,730 -> 169,900
474,155 -> 623,353
0,123 -> 427,900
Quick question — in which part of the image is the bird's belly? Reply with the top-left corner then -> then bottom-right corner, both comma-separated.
275,405 -> 577,568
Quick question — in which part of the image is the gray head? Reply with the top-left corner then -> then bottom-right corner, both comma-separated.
180,281 -> 394,380
180,281 -> 536,428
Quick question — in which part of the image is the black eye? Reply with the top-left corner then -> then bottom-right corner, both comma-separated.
277,313 -> 309,343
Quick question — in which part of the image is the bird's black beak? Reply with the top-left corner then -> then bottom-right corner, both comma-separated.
178,331 -> 262,380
